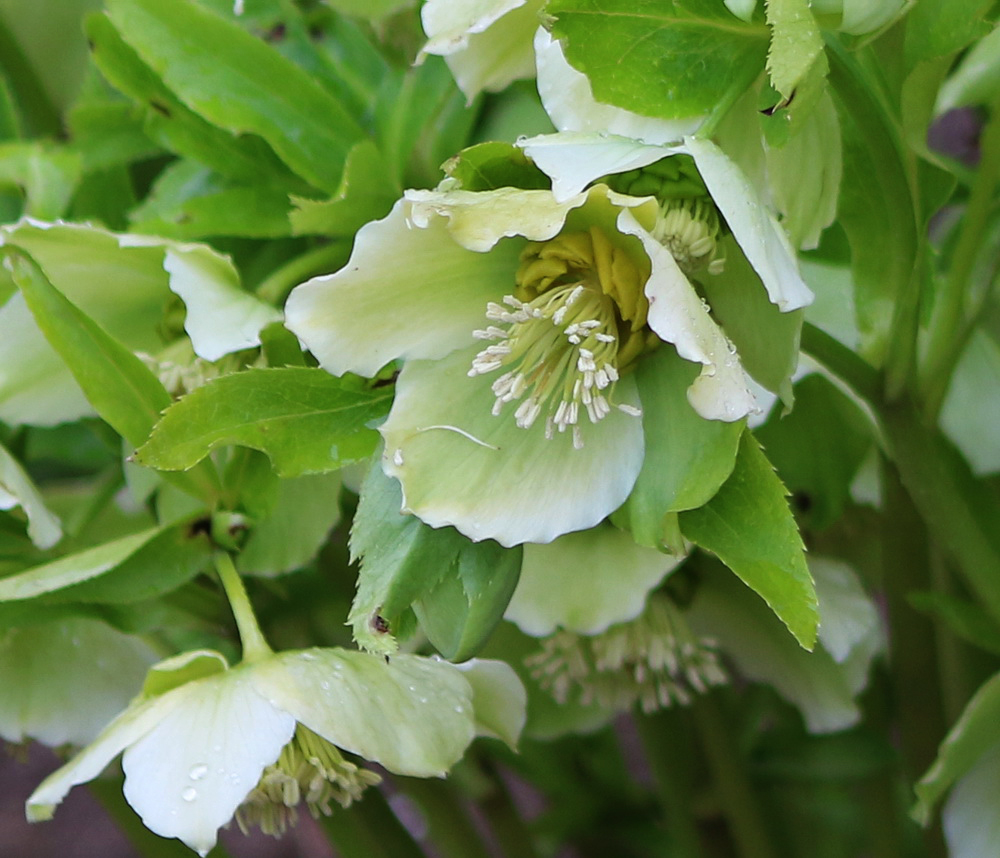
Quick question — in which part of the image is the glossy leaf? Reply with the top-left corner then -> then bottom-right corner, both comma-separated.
680,432 -> 818,649
137,368 -> 391,477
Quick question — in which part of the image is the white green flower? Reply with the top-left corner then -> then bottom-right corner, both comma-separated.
27,644 -> 521,855
285,136 -> 809,547
418,0 -> 545,100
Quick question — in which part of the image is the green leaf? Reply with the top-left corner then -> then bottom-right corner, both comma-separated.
614,348 -> 743,550
908,591 -> 1000,658
129,160 -> 294,240
0,141 -> 82,220
445,141 -> 550,192
4,248 -> 170,449
764,0 -> 823,99
289,140 -> 399,238
755,373 -> 874,529
136,368 -> 392,477
938,26 -> 1000,111
237,472 -> 342,577
86,12 -> 297,188
903,0 -> 992,69
104,0 -> 366,193
680,431 -> 818,649
0,439 -> 61,549
349,463 -> 521,660
547,0 -> 768,121
914,671 -> 1000,823
0,527 -> 162,601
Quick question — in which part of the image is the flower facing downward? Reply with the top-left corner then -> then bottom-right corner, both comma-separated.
27,646 -> 518,855
285,136 -> 810,547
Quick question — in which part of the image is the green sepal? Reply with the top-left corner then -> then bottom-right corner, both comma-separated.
680,431 -> 818,649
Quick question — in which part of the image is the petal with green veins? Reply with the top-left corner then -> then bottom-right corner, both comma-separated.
506,525 -> 680,636
380,343 -> 644,547
284,199 -> 522,377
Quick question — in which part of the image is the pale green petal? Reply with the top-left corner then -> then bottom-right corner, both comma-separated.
0,439 -> 61,548
943,744 -> 1000,858
507,525 -> 680,636
284,199 -> 521,377
405,186 -> 587,252
535,30 -> 702,145
723,0 -> 758,20
26,688 -> 187,823
941,328 -> 1000,476
380,344 -> 645,547
421,0 -> 542,98
687,569 -> 861,733
838,0 -> 906,34
618,209 -> 756,422
121,670 -> 295,856
519,131 -> 682,203
255,649 -> 475,777
161,246 -> 281,361
454,658 -> 527,748
0,618 -> 157,746
811,556 -> 882,665
683,137 -> 813,312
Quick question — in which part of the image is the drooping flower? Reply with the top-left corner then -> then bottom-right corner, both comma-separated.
284,134 -> 810,547
26,644 -> 522,855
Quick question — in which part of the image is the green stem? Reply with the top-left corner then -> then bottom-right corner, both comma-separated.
214,552 -> 272,662
920,97 -> 1000,418
255,241 -> 350,306
636,708 -> 704,858
800,322 -> 881,405
693,693 -> 779,858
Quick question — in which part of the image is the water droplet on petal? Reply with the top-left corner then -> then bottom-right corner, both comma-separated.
189,764 -> 209,781
182,787 -> 198,802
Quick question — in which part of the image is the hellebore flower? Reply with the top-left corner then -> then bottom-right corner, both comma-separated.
285,135 -> 810,547
27,645 -> 520,855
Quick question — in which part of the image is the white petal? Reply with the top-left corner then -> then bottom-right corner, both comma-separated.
453,658 -> 527,748
162,247 -> 280,361
683,137 -> 813,312
421,0 -> 542,99
535,29 -> 701,145
27,690 -> 186,823
811,557 -> 882,665
404,186 -> 587,251
121,669 -> 295,857
507,525 -> 681,636
254,650 -> 475,777
943,744 -> 1000,858
380,344 -> 645,546
284,198 -> 520,377
0,439 -> 61,548
518,131 -> 683,203
618,208 -> 756,422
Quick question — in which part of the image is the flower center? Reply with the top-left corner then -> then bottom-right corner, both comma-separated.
468,228 -> 649,448
235,725 -> 381,837
651,198 -> 725,275
525,595 -> 728,713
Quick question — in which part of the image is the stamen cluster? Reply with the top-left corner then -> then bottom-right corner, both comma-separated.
235,726 -> 381,838
526,596 -> 728,713
467,230 -> 646,448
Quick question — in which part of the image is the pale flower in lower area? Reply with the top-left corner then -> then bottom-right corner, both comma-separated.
285,137 -> 809,548
27,646 -> 522,856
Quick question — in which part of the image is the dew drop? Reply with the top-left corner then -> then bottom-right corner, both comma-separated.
228,773 -> 242,785
454,705 -> 464,714
301,652 -> 318,661
189,764 -> 209,781
320,680 -> 330,691
182,787 -> 198,802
